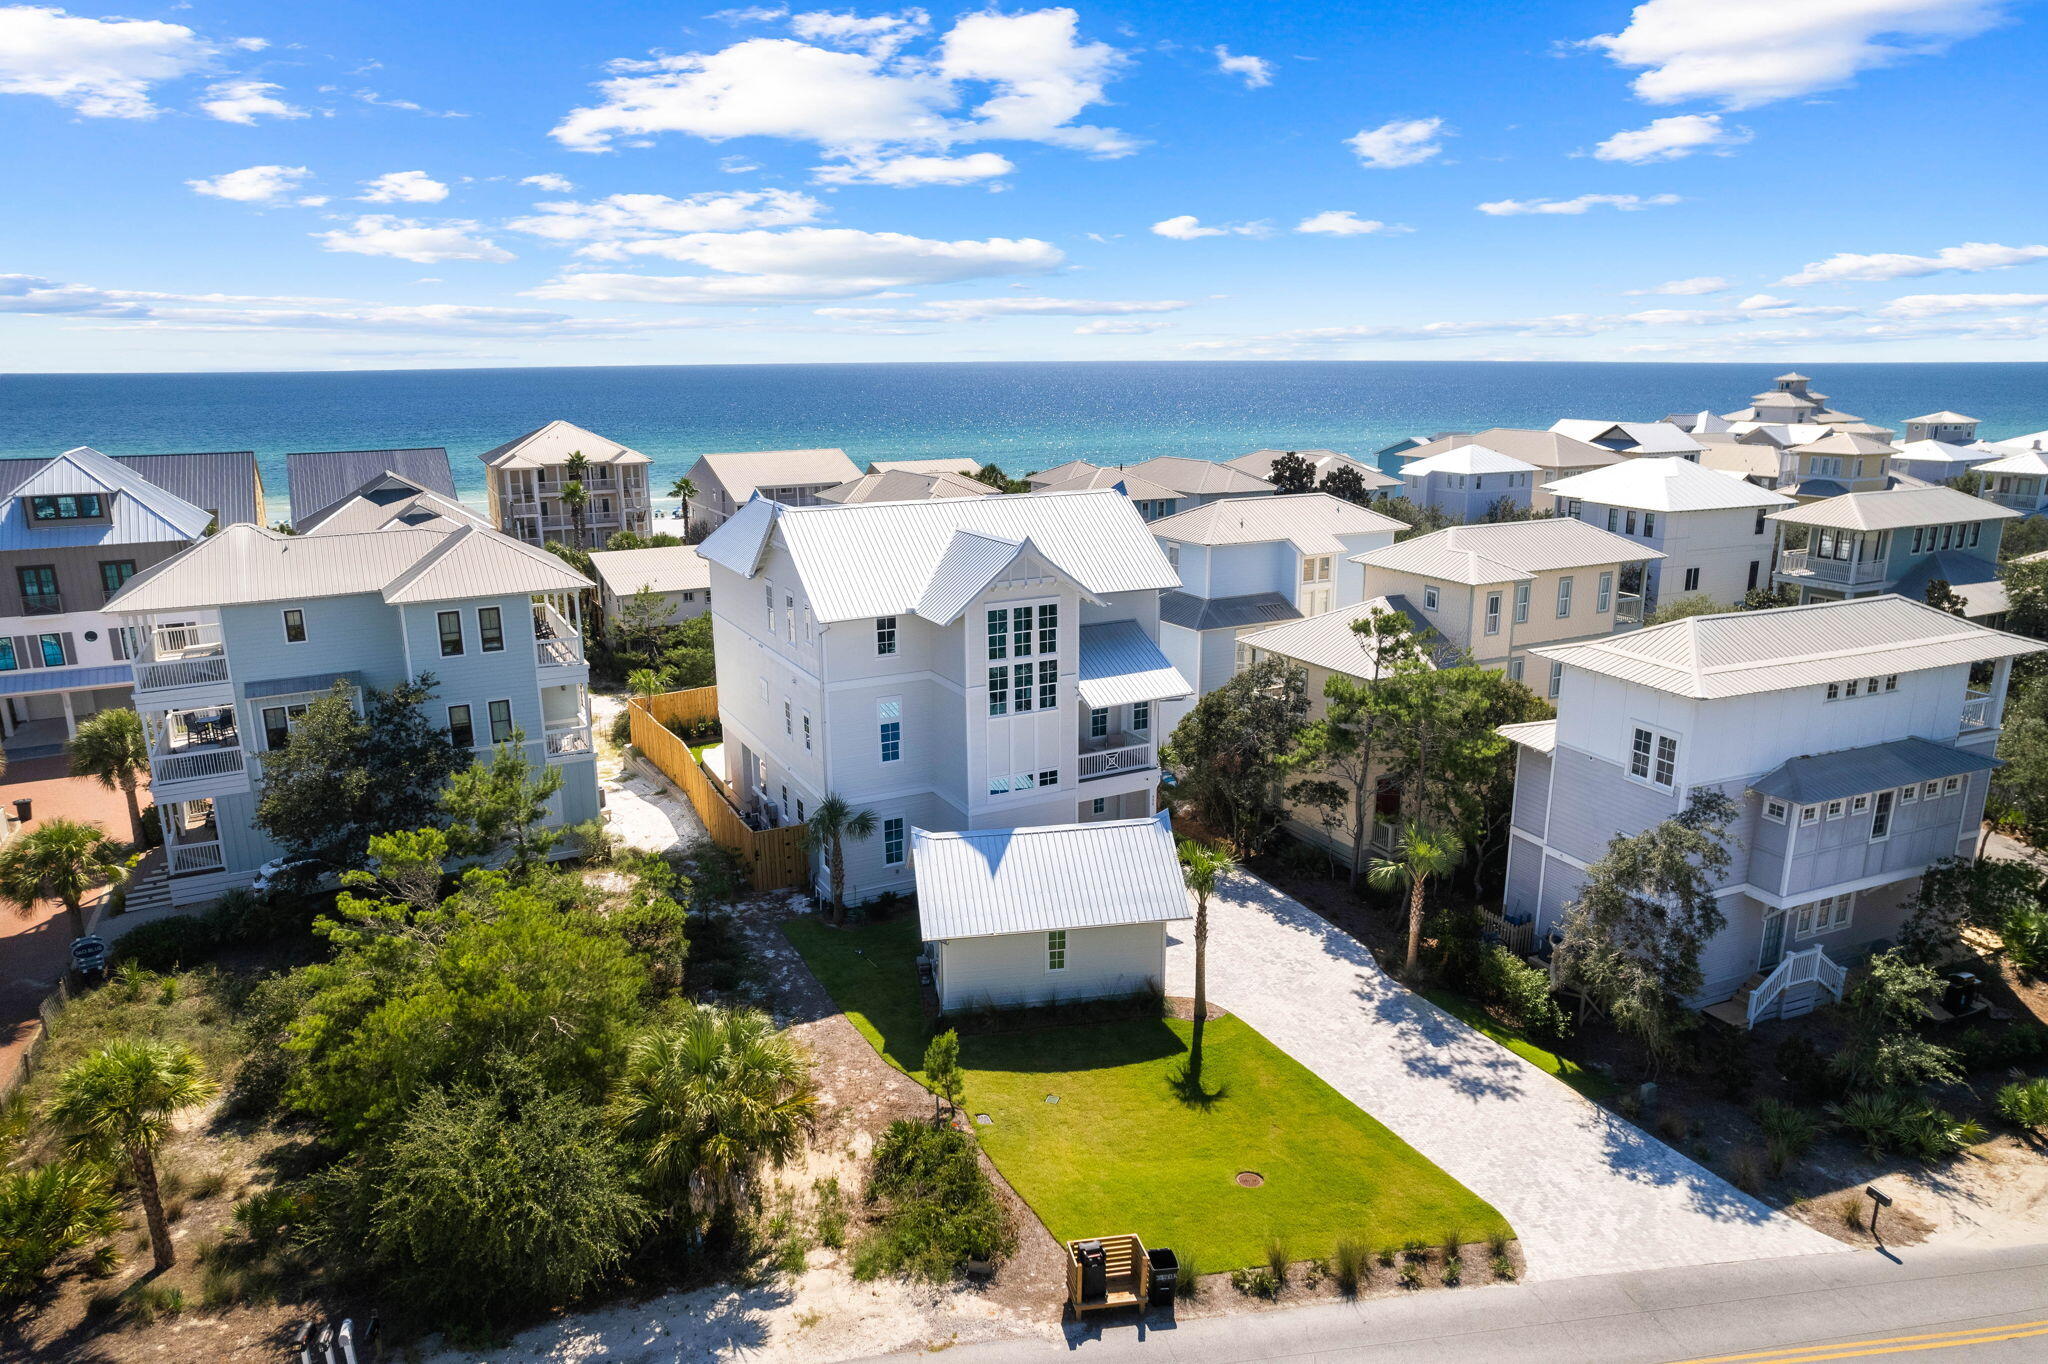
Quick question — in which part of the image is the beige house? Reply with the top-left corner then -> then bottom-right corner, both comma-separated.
1350,519 -> 1661,698
480,420 -> 653,548
683,448 -> 862,533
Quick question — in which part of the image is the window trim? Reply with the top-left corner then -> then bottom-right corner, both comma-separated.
487,698 -> 514,744
1627,722 -> 1679,790
447,703 -> 475,749
1513,581 -> 1529,623
1556,575 -> 1574,619
878,697 -> 902,763
1484,591 -> 1501,635
478,606 -> 504,652
1762,798 -> 1787,823
882,816 -> 906,866
1423,583 -> 1440,611
875,615 -> 898,656
282,608 -> 307,644
1046,929 -> 1068,972
1871,788 -> 1895,841
437,609 -> 464,657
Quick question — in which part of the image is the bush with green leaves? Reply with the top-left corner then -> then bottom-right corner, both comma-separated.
1955,1022 -> 2048,1072
1754,1098 -> 1822,1175
1995,1077 -> 2048,1133
2002,904 -> 2048,977
112,914 -> 219,973
1828,1091 -> 1983,1161
1477,944 -> 1569,1042
1829,950 -> 1961,1093
0,1162 -> 121,1298
852,1120 -> 1014,1282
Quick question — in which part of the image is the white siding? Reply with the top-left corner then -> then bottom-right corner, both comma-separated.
935,921 -> 1166,1011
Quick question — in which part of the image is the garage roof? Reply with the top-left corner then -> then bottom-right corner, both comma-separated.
913,811 -> 1191,942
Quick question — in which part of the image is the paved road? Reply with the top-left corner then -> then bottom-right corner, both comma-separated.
1163,871 -> 1836,1281
863,1242 -> 2048,1363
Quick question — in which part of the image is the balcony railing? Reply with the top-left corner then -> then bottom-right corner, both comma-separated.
1777,548 -> 1888,585
155,747 -> 246,784
544,723 -> 593,757
1615,591 -> 1644,625
535,604 -> 583,668
135,655 -> 230,692
1078,732 -> 1153,781
167,841 -> 225,876
149,621 -> 224,660
1961,690 -> 1994,730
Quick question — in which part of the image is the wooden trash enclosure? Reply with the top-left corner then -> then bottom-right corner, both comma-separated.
1066,1234 -> 1150,1316
626,687 -> 809,892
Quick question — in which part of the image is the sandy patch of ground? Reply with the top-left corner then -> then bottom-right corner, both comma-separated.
591,692 -> 708,853
1787,1133 -> 2048,1250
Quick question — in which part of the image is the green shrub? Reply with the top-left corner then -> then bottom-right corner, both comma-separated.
1174,1253 -> 1200,1299
1755,1098 -> 1823,1175
1490,1253 -> 1515,1281
233,1187 -> 308,1251
1264,1236 -> 1289,1286
1441,1257 -> 1462,1286
1229,1265 -> 1278,1298
1956,1023 -> 2048,1071
0,1162 -> 121,1299
1396,1261 -> 1422,1288
113,915 -> 219,973
1829,1091 -> 1912,1157
2003,905 -> 2048,977
1829,1091 -> 1981,1160
1477,946 -> 1568,1042
852,1121 -> 1015,1283
1726,1146 -> 1766,1193
1330,1238 -> 1369,1296
1995,1077 -> 2048,1132
813,1177 -> 847,1250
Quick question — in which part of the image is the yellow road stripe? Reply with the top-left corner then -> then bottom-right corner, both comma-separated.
1664,1319 -> 2048,1364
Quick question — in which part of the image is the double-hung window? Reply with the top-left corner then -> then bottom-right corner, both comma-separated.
1038,658 -> 1057,710
883,817 -> 905,866
1423,584 -> 1440,611
478,607 -> 504,652
447,704 -> 475,748
1643,513 -> 1657,537
988,667 -> 1010,716
1038,604 -> 1058,654
438,610 -> 464,656
1596,571 -> 1613,612
878,698 -> 901,762
1484,592 -> 1501,635
1132,700 -> 1151,733
282,608 -> 307,643
1547,660 -> 1563,700
1046,930 -> 1067,972
876,616 -> 898,656
488,699 -> 514,743
1089,707 -> 1109,739
1513,582 -> 1529,623
1629,724 -> 1678,789
1871,789 -> 1895,840
1556,576 -> 1574,618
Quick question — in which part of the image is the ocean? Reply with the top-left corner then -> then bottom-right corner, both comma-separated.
5,361 -> 2047,521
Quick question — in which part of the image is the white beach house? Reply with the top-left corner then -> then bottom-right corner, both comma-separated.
1398,444 -> 1539,520
587,545 -> 713,633
481,420 -> 653,548
682,448 -> 862,535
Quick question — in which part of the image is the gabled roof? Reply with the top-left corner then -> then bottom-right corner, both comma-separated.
687,447 -> 858,499
1532,596 -> 2044,699
1698,443 -> 1784,483
697,489 -> 1177,624
1390,427 -> 1623,473
1752,738 -> 1999,806
105,520 -> 589,613
1236,596 -> 1434,678
913,811 -> 1190,942
1147,492 -> 1406,555
1790,430 -> 1895,457
868,457 -> 981,476
816,467 -> 998,504
1076,620 -> 1192,708
1890,439 -> 1995,467
1549,420 -> 1705,456
1401,445 -> 1539,478
1544,458 -> 1795,512
1352,517 -> 1662,585
0,446 -> 213,549
1908,411 -> 1979,424
294,472 -> 491,536
586,545 -> 711,597
1158,590 -> 1299,632
913,531 -> 1058,625
1224,448 -> 1398,489
1769,484 -> 2017,531
1119,456 -> 1274,497
1029,465 -> 1183,504
286,447 -> 454,524
1025,459 -> 1104,486
480,419 -> 651,470
102,451 -> 263,527
1974,448 -> 2048,477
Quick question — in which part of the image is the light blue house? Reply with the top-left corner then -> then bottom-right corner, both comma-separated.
1768,484 -> 2016,622
108,514 -> 599,906
1398,445 -> 1538,521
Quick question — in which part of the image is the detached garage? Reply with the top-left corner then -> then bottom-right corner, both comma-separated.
913,811 -> 1191,1015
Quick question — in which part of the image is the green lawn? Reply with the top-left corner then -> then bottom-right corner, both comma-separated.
1423,989 -> 1618,1100
785,918 -> 1509,1270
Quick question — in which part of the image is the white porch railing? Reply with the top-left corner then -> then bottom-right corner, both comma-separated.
544,723 -> 592,757
150,621 -> 223,659
1078,736 -> 1151,781
1778,548 -> 1807,574
534,603 -> 583,668
135,655 -> 230,692
1961,690 -> 1993,730
154,747 -> 246,784
167,841 -> 225,875
1746,944 -> 1847,1028
1615,591 -> 1644,625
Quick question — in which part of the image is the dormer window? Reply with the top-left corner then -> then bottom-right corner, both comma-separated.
29,493 -> 105,521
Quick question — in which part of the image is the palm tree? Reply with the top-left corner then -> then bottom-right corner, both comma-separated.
1367,824 -> 1465,976
48,1040 -> 216,1271
0,818 -> 132,939
668,474 -> 696,535
808,794 -> 877,926
0,1162 -> 121,1297
1177,838 -> 1235,1090
562,450 -> 591,547
67,707 -> 150,844
609,1006 -> 817,1226
626,667 -> 669,699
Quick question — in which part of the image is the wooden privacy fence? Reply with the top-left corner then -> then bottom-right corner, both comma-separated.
627,688 -> 810,892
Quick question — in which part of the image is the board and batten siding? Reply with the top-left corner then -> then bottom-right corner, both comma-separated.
935,921 -> 1166,1012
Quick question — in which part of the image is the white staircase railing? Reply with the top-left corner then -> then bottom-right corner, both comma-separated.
1747,944 -> 1845,1027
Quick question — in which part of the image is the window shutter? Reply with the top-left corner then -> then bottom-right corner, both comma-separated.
60,633 -> 76,664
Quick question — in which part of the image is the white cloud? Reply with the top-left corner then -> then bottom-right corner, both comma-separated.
1592,113 -> 1749,164
552,8 -> 1134,171
0,4 -> 216,118
359,170 -> 450,204
297,195 -> 330,207
520,173 -> 576,192
197,78 -> 306,125
1295,210 -> 1405,237
1345,116 -> 1447,169
1584,0 -> 2006,110
1778,240 -> 2048,285
1477,192 -> 1681,216
1151,214 -> 1269,240
788,8 -> 930,58
231,37 -> 268,52
1075,318 -> 1166,334
814,296 -> 1187,321
353,88 -> 468,118
1881,291 -> 2048,319
187,164 -> 313,204
811,150 -> 1013,186
718,155 -> 760,173
1213,45 -> 1271,88
1626,275 -> 1729,295
531,226 -> 1062,303
507,189 -> 825,248
317,216 -> 514,264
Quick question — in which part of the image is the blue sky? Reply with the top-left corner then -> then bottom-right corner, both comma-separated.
4,0 -> 2047,371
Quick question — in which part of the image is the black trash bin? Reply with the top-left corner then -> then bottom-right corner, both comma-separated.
1943,971 -> 1980,1015
1075,1239 -> 1106,1302
1146,1248 -> 1178,1306
12,798 -> 29,823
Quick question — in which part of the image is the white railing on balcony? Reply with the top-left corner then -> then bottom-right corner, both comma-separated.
1078,734 -> 1152,781
544,723 -> 593,757
535,604 -> 583,668
1988,490 -> 2042,510
1778,548 -> 1808,574
150,621 -> 223,660
1778,548 -> 1887,584
1747,944 -> 1846,1028
1615,591 -> 1644,625
1961,690 -> 1994,729
155,747 -> 246,784
167,841 -> 225,876
135,655 -> 230,692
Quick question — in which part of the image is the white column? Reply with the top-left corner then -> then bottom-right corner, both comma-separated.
1989,655 -> 2014,729
59,689 -> 77,736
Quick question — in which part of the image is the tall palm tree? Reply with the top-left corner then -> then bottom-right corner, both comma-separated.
668,474 -> 696,535
0,818 -> 132,939
48,1040 -> 216,1271
562,450 -> 591,547
609,1006 -> 817,1225
1367,824 -> 1465,976
808,794 -> 877,926
1177,837 -> 1235,1089
67,707 -> 150,845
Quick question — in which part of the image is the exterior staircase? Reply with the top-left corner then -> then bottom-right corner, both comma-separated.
1702,946 -> 1846,1029
1702,974 -> 1766,1030
105,851 -> 174,928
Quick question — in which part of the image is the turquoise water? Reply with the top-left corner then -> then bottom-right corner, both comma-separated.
5,361 -> 2047,519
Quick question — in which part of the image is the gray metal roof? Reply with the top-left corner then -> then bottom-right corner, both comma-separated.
1890,552 -> 2006,619
1147,492 -> 1406,554
912,810 -> 1190,942
586,545 -> 711,597
294,475 -> 492,537
1077,620 -> 1192,708
1236,596 -> 1433,677
1158,589 -> 1300,632
1120,456 -> 1275,497
816,468 -> 998,504
1028,465 -> 1185,504
1224,448 -> 1398,488
1398,427 -> 1624,472
108,451 -> 262,526
1533,595 -> 2046,699
286,447 -> 454,524
0,663 -> 131,697
1752,738 -> 1999,805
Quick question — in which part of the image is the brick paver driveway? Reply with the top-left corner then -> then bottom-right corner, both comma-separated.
1166,871 -> 1839,1281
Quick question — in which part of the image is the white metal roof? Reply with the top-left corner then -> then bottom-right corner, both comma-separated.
817,468 -> 998,504
1236,597 -> 1435,678
1789,430 -> 1895,457
1498,719 -> 1557,754
1076,620 -> 1193,707
1908,411 -> 1979,424
1549,420 -> 1705,455
1975,448 -> 2048,477
1544,457 -> 1795,512
1401,445 -> 1540,478
1891,439 -> 1996,467
1224,448 -> 1398,488
1768,484 -> 2017,530
1532,595 -> 2045,700
587,545 -> 712,597
1024,459 -> 1104,486
1352,517 -> 1662,585
912,531 -> 1048,625
687,447 -> 860,500
1993,430 -> 2048,455
0,445 -> 212,550
698,489 -> 1178,624
294,472 -> 492,537
912,810 -> 1191,942
868,457 -> 981,476
1028,465 -> 1184,504
479,419 -> 651,469
1146,492 -> 1406,554
1120,456 -> 1275,496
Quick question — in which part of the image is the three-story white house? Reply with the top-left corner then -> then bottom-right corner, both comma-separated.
1544,457 -> 1795,611
107,514 -> 600,906
683,448 -> 862,534
696,489 -> 1190,904
482,420 -> 653,548
1500,596 -> 2040,1026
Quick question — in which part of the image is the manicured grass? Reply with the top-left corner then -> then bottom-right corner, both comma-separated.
1423,989 -> 1618,1100
785,917 -> 1510,1270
